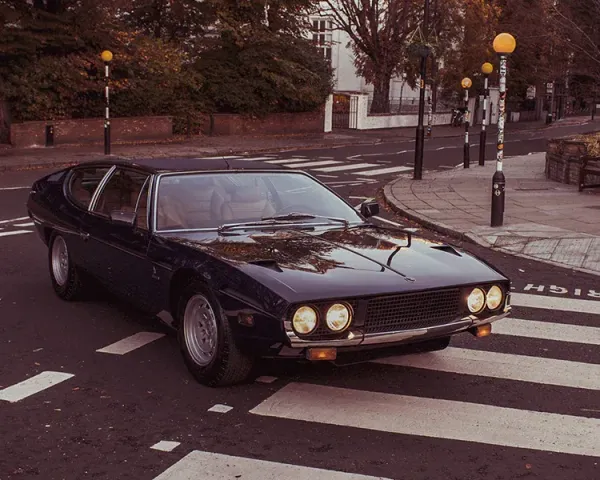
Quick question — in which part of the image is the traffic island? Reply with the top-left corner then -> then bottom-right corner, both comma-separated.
382,152 -> 600,276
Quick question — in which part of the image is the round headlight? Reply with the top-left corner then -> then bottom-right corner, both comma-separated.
486,285 -> 503,310
326,303 -> 351,332
292,306 -> 318,334
467,288 -> 486,313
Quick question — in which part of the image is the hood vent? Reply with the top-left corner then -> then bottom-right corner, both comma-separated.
431,245 -> 462,257
249,259 -> 283,272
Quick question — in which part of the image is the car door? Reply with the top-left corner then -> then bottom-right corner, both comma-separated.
85,167 -> 156,310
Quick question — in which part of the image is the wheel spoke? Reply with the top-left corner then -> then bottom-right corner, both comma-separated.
183,294 -> 218,367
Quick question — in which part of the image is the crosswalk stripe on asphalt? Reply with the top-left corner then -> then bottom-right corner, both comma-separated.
0,371 -> 74,403
371,346 -> 600,390
152,450 -> 390,480
314,163 -> 379,173
511,293 -> 600,314
493,317 -> 600,345
351,165 -> 413,176
249,382 -> 600,457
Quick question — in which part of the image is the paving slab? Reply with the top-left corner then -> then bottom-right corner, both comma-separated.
383,152 -> 600,276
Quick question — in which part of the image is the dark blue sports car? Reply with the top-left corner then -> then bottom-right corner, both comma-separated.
27,157 -> 511,386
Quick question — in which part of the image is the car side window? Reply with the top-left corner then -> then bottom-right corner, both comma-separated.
67,167 -> 111,209
91,168 -> 150,219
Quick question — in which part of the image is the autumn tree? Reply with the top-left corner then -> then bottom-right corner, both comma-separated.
319,0 -> 421,113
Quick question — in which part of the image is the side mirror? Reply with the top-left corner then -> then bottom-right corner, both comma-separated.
360,200 -> 380,218
110,210 -> 137,227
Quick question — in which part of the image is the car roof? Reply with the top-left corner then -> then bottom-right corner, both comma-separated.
77,157 -> 287,174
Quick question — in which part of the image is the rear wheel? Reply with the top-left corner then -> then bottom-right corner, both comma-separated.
48,233 -> 86,301
177,280 -> 254,387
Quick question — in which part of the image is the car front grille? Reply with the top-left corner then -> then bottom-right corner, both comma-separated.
363,288 -> 461,334
293,288 -> 463,341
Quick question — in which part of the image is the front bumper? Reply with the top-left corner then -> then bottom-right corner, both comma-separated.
284,309 -> 511,349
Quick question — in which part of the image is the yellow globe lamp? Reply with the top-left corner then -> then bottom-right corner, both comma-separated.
493,33 -> 516,54
481,62 -> 493,75
461,77 -> 472,89
101,50 -> 113,63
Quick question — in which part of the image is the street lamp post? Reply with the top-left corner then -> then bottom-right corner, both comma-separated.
413,0 -> 430,180
101,50 -> 113,155
490,33 -> 516,227
479,62 -> 493,166
461,77 -> 472,168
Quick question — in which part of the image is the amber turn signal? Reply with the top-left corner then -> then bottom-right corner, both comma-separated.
472,324 -> 492,337
306,347 -> 337,361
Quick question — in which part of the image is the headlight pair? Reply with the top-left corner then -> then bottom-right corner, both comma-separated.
467,285 -> 504,313
292,303 -> 352,335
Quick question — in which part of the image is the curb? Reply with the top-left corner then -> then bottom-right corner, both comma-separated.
0,138 -> 384,173
381,182 -> 600,277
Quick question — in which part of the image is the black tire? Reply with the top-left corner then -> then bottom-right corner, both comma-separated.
176,280 -> 254,387
413,336 -> 451,353
48,232 -> 86,301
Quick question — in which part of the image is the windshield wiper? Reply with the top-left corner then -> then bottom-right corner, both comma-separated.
261,212 -> 349,227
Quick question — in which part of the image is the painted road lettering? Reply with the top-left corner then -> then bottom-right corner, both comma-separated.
521,284 -> 599,298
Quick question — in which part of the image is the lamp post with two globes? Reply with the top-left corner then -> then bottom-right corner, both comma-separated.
101,50 -> 113,155
461,77 -> 472,168
490,33 -> 516,227
479,62 -> 493,166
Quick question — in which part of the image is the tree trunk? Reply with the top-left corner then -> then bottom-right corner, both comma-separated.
370,72 -> 392,114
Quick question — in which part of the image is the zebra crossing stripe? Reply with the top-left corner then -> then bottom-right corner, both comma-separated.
371,347 -> 600,390
493,318 -> 600,345
265,159 -> 300,164
283,160 -> 342,168
152,450 -> 390,479
351,166 -> 413,176
249,383 -> 600,457
314,163 -> 379,173
511,293 -> 600,315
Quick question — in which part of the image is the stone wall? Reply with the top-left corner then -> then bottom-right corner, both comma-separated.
546,137 -> 600,186
10,116 -> 173,148
199,110 -> 325,136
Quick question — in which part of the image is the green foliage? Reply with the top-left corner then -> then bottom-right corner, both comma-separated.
196,34 -> 333,116
0,0 -> 333,123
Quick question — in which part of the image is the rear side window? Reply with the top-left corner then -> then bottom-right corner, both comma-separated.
67,167 -> 111,209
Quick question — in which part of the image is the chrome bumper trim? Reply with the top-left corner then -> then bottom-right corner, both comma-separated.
285,309 -> 511,348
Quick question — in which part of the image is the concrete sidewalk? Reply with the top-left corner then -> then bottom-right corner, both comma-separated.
383,152 -> 600,276
0,118 -> 561,172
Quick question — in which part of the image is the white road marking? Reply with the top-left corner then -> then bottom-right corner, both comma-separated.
0,230 -> 33,237
315,174 -> 338,178
511,293 -> 600,315
314,163 -> 379,173
372,347 -> 600,390
264,158 -> 301,164
96,332 -> 165,355
283,160 -> 342,168
151,441 -> 181,452
352,166 -> 413,176
250,383 -> 600,457
207,404 -> 233,413
13,222 -> 35,227
197,155 -> 242,160
238,156 -> 276,161
152,450 -> 390,480
0,371 -> 74,403
494,318 -> 600,345
0,216 -> 29,225
0,186 -> 30,191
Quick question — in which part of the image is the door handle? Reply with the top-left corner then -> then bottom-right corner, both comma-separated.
80,232 -> 90,242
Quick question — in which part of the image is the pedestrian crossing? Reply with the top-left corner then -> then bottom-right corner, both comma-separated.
0,215 -> 34,238
2,291 -> 599,478
197,154 -> 413,178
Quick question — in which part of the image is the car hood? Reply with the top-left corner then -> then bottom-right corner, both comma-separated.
164,226 -> 508,302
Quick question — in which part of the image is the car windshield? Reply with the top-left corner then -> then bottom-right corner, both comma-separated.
155,171 -> 364,231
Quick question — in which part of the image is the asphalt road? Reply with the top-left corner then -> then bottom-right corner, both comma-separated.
0,129 -> 599,480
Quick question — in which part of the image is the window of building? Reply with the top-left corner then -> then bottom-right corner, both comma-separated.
311,18 -> 333,62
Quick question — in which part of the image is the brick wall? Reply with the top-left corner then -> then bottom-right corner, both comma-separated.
545,138 -> 600,186
200,110 -> 325,136
10,116 -> 173,148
